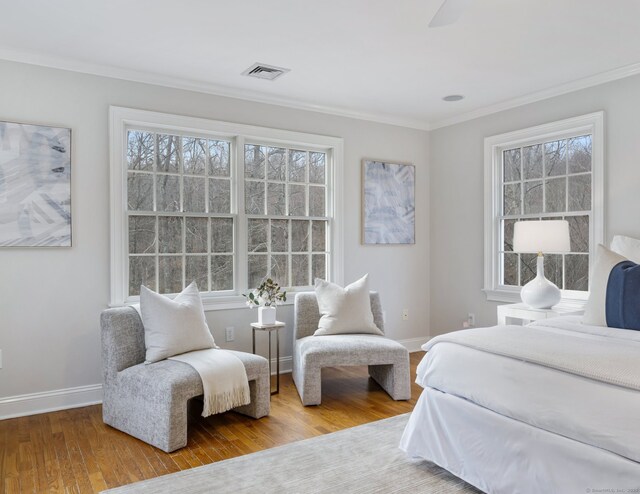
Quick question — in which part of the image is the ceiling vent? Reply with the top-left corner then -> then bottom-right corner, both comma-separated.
242,63 -> 290,81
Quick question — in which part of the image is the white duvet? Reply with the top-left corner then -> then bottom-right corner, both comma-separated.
417,316 -> 640,463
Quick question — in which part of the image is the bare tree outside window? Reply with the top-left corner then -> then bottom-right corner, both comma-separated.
244,144 -> 328,289
500,134 -> 592,291
125,129 -> 331,297
127,130 -> 233,296
114,109 -> 341,308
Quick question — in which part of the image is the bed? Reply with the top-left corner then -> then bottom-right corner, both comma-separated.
400,315 -> 640,493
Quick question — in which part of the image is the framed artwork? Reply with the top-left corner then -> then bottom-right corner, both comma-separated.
0,121 -> 71,247
362,159 -> 415,245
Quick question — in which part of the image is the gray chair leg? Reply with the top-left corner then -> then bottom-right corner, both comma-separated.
163,399 -> 189,452
293,360 -> 322,406
233,373 -> 270,418
369,360 -> 411,401
103,386 -> 188,453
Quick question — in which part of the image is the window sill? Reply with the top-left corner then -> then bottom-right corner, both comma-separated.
483,288 -> 588,309
112,295 -> 297,312
201,297 -> 295,312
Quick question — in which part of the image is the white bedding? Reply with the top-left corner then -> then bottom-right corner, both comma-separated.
415,316 -> 640,462
400,387 -> 640,494
421,316 -> 640,391
401,315 -> 640,492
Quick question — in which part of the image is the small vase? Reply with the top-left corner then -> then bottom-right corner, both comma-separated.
258,306 -> 277,325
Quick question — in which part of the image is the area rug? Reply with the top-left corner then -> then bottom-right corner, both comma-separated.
102,414 -> 481,494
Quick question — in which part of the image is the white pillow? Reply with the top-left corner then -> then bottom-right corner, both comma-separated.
582,245 -> 627,327
140,281 -> 216,363
611,235 -> 640,264
313,274 -> 383,336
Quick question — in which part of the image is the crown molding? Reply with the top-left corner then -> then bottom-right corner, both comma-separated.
2,47 -> 640,133
0,48 -> 431,131
429,62 -> 640,130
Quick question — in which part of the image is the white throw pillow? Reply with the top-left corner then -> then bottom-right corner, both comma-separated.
140,281 -> 216,363
313,274 -> 383,336
611,235 -> 640,264
582,245 -> 628,327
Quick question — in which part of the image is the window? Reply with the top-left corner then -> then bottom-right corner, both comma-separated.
110,107 -> 344,309
244,144 -> 329,289
127,132 -> 234,296
484,112 -> 604,303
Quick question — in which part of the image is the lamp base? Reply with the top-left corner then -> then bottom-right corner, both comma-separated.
521,276 -> 561,309
520,255 -> 561,309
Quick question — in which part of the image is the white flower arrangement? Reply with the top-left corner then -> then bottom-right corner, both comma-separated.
244,278 -> 287,308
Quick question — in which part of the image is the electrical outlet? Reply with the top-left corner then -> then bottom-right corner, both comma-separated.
467,313 -> 476,327
402,309 -> 409,321
225,327 -> 235,342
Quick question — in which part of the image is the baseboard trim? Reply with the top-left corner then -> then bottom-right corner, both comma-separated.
398,337 -> 430,353
0,384 -> 103,420
270,356 -> 293,375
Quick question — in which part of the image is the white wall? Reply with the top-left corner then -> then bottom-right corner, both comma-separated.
10,55 -> 638,415
429,74 -> 640,336
0,60 -> 430,411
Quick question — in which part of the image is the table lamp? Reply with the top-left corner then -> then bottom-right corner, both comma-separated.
513,220 -> 570,309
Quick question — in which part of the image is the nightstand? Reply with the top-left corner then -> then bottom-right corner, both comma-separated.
251,321 -> 285,395
497,302 -> 584,326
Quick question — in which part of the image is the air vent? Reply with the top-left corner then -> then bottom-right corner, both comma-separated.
242,63 -> 290,81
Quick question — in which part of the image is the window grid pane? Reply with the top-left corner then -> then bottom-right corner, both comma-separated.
498,133 -> 592,291
127,129 -> 235,296
244,143 -> 329,289
125,130 -> 331,297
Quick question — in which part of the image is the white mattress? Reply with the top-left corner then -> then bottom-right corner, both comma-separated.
417,316 -> 640,463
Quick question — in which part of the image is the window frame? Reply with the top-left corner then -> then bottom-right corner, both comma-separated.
483,112 -> 604,304
242,139 -> 331,290
109,106 -> 344,310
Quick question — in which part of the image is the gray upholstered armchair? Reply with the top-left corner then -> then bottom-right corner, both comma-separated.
100,307 -> 271,452
292,292 -> 411,406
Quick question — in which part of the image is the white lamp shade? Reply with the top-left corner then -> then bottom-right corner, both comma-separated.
513,220 -> 570,254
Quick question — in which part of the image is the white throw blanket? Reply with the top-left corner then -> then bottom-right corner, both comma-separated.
169,349 -> 250,417
423,325 -> 640,391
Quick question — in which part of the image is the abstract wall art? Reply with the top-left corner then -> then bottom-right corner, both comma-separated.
362,159 -> 415,245
0,121 -> 71,247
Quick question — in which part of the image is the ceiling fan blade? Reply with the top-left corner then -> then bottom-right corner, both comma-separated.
428,0 -> 472,27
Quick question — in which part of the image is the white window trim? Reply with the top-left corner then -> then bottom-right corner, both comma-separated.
483,111 -> 605,304
109,106 -> 344,310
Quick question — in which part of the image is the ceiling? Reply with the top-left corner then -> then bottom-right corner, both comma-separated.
1,0 -> 640,129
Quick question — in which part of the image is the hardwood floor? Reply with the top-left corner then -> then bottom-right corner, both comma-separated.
1,352 -> 425,493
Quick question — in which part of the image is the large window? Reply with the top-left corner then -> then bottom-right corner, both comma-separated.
244,144 -> 329,289
127,132 -> 234,296
484,112 -> 604,303
110,107 -> 344,309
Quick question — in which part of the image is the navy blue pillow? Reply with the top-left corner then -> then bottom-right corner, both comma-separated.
606,260 -> 640,331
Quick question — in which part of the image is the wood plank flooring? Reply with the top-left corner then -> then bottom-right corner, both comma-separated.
1,352 -> 425,493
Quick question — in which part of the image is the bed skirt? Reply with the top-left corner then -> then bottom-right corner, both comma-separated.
400,387 -> 640,494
